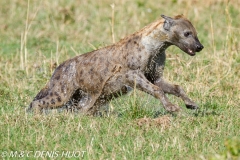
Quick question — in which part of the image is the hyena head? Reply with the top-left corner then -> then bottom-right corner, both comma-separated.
161,15 -> 204,56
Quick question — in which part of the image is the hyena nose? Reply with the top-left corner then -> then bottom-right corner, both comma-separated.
196,44 -> 204,52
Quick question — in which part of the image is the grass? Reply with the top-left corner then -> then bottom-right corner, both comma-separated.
0,0 -> 239,159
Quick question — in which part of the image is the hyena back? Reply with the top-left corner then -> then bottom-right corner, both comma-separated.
28,15 -> 203,115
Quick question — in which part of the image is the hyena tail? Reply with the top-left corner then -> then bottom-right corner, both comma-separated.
26,83 -> 50,112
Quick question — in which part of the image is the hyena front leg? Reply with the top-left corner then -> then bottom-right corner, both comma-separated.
76,92 -> 104,115
154,79 -> 198,109
125,70 -> 181,112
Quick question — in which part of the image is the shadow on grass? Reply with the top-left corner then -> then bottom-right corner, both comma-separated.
192,108 -> 220,117
24,101 -> 221,120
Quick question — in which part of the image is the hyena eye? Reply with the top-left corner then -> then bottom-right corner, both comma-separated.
184,31 -> 191,37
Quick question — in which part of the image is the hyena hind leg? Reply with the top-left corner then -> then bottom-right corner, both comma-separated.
29,90 -> 73,114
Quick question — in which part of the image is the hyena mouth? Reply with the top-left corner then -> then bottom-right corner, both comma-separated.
184,45 -> 196,56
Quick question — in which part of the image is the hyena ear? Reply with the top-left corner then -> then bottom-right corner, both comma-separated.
161,15 -> 174,31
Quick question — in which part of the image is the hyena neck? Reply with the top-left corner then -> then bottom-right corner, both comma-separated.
141,26 -> 172,56
141,36 -> 171,57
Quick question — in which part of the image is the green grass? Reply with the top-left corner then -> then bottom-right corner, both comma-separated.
0,0 -> 239,159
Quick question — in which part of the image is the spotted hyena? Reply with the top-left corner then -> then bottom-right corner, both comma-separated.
28,15 -> 204,115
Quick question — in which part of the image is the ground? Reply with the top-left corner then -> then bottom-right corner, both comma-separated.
0,0 -> 239,159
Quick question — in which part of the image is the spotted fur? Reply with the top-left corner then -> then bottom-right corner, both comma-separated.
28,15 -> 203,115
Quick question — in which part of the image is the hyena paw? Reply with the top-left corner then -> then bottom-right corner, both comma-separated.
26,101 -> 42,114
165,103 -> 181,112
26,102 -> 34,113
185,101 -> 198,110
25,106 -> 32,113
